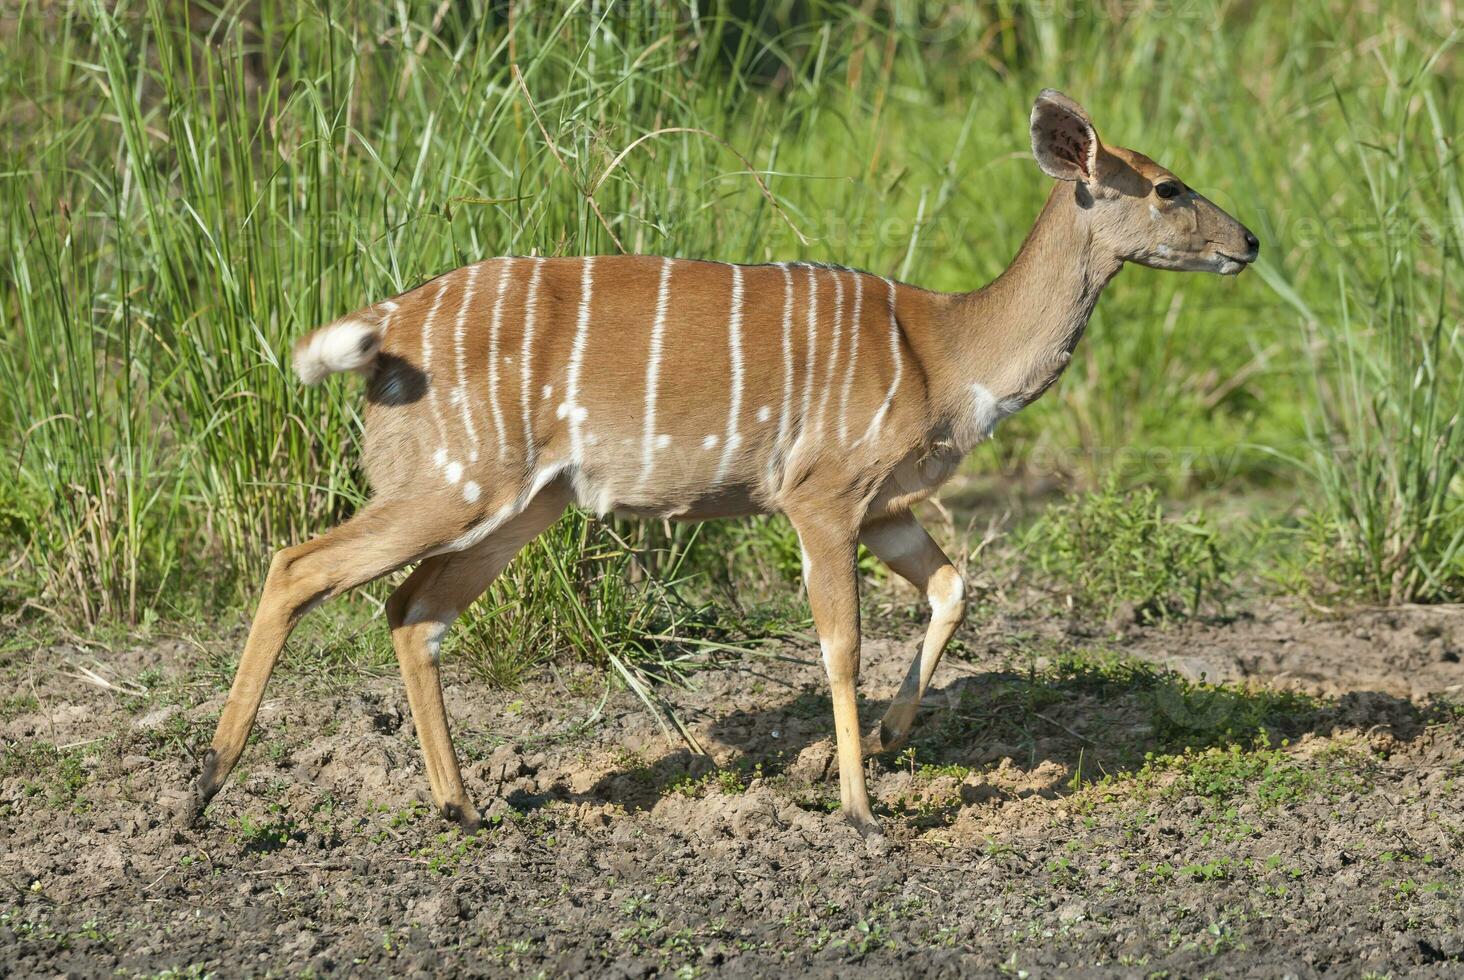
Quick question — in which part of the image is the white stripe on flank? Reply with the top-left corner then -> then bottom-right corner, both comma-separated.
714,264 -> 746,483
858,277 -> 903,445
797,265 -> 819,447
838,272 -> 863,445
452,264 -> 482,463
565,257 -> 596,464
638,258 -> 675,489
420,277 -> 453,464
774,264 -> 795,471
486,259 -> 515,459
815,269 -> 845,438
519,258 -> 546,460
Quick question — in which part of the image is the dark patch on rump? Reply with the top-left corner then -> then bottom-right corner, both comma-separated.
367,353 -> 427,406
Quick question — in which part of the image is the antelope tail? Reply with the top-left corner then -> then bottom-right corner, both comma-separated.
292,315 -> 385,385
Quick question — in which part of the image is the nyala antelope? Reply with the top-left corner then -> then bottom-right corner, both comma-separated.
188,90 -> 1258,837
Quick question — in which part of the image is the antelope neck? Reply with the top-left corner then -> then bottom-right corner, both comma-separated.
945,182 -> 1124,408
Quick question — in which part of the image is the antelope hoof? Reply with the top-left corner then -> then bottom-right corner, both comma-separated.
845,810 -> 887,849
862,721 -> 909,756
180,751 -> 223,828
442,800 -> 483,835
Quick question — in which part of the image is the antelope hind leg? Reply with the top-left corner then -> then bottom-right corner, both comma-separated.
384,481 -> 569,831
185,496 -> 474,826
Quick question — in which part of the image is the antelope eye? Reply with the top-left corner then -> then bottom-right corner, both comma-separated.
1155,181 -> 1183,200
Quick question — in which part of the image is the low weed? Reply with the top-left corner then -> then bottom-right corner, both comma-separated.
1021,479 -> 1226,623
1143,735 -> 1371,809
0,743 -> 91,813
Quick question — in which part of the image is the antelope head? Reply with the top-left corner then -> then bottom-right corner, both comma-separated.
1030,88 -> 1260,276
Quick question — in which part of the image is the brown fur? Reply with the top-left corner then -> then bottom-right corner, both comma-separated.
194,90 -> 1258,839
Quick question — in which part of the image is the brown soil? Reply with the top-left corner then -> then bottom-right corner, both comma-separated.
2,601 -> 1462,977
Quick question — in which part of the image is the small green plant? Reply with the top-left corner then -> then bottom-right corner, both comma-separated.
1142,734 -> 1370,811
232,811 -> 301,852
671,764 -> 758,798
839,917 -> 897,959
1022,478 -> 1226,623
0,743 -> 91,812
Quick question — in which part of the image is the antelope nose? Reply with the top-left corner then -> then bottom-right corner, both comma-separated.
1243,229 -> 1260,256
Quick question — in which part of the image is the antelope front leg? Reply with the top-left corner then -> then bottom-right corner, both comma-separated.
791,514 -> 880,838
859,512 -> 965,755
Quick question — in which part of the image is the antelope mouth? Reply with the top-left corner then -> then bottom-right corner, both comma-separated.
1215,251 -> 1254,275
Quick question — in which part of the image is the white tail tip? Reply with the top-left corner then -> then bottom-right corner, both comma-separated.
293,319 -> 383,385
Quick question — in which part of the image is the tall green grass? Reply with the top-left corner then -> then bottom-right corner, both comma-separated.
1,1 -> 1460,645
1263,44 -> 1464,603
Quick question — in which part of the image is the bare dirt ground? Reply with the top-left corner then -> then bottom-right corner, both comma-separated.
3,599 -> 1463,977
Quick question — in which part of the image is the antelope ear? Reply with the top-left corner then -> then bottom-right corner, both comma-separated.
1030,89 -> 1101,182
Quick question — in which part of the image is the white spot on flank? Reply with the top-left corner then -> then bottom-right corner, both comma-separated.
757,405 -> 771,423
542,384 -> 553,399
519,258 -> 546,463
462,480 -> 481,503
702,434 -> 718,449
445,461 -> 463,484
638,258 -> 675,489
381,300 -> 399,312
438,463 -> 567,556
714,265 -> 746,484
565,257 -> 596,464
486,259 -> 514,459
656,433 -> 671,449
433,447 -> 448,468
